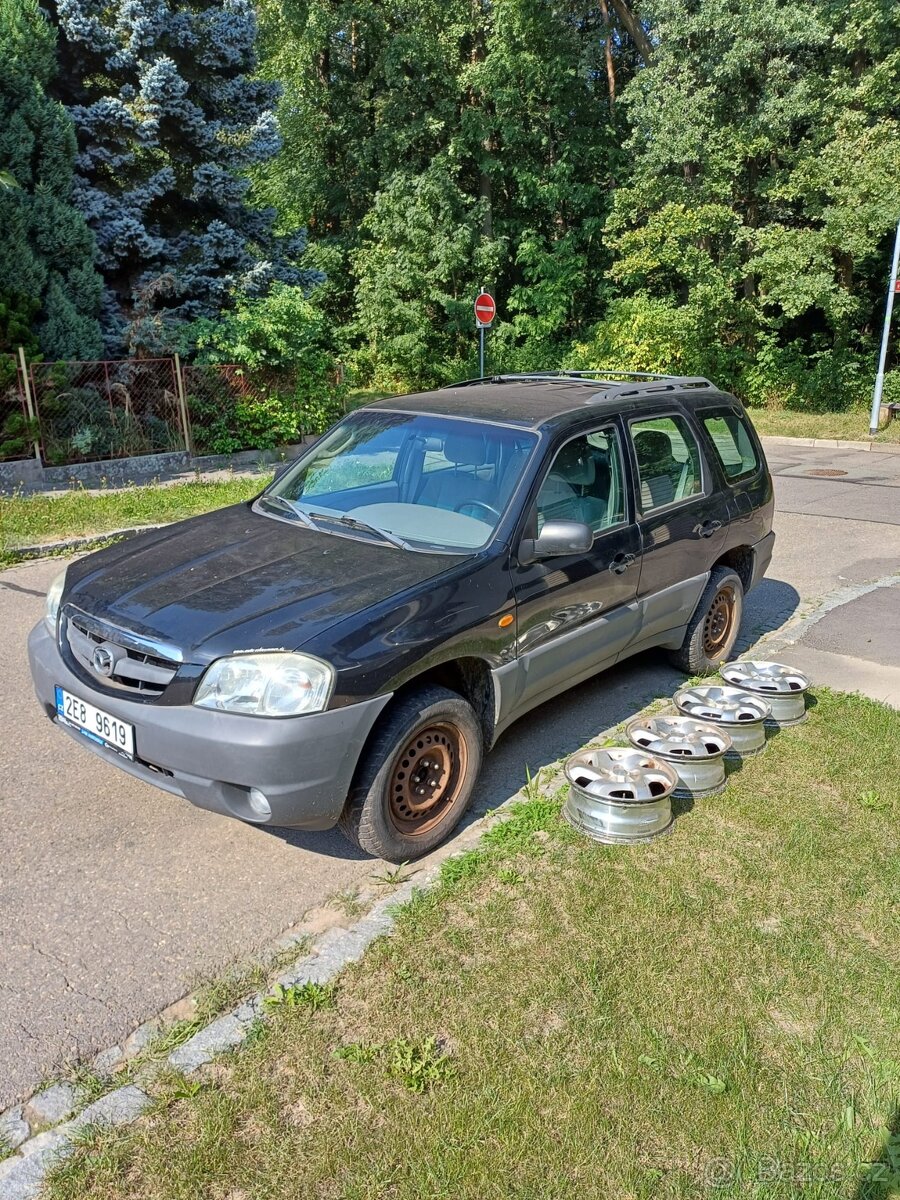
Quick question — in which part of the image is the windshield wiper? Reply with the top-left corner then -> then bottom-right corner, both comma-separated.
260,495 -> 320,530
308,511 -> 413,551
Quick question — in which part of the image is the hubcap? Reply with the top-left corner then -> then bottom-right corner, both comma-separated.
387,723 -> 466,837
703,586 -> 736,658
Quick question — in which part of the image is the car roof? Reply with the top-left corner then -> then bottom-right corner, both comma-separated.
367,373 -> 729,432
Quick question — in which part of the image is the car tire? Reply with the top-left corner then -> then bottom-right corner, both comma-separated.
668,565 -> 744,675
338,684 -> 483,862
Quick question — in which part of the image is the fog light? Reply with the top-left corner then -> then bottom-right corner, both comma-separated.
248,788 -> 272,818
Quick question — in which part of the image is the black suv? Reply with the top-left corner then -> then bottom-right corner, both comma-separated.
29,372 -> 774,861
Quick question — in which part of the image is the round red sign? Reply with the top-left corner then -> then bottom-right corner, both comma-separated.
474,292 -> 496,326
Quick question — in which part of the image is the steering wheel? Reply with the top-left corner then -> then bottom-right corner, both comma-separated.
454,500 -> 502,522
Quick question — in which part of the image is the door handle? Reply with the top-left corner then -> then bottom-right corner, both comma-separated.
695,519 -> 722,539
608,552 -> 636,574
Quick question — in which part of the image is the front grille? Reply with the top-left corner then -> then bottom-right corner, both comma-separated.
64,609 -> 180,698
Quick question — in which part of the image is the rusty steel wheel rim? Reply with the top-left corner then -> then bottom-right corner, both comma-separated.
703,585 -> 737,658
387,722 -> 467,837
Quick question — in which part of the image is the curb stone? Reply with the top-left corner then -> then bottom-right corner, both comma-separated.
759,434 -> 900,454
4,525 -> 162,565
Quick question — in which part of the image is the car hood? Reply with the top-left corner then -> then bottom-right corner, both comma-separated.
63,503 -> 463,660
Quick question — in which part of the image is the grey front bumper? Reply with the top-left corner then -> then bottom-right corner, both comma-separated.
28,622 -> 392,830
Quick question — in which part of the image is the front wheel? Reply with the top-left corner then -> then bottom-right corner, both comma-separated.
668,566 -> 744,674
338,685 -> 483,861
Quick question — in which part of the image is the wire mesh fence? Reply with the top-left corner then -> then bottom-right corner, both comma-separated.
2,353 -> 329,470
29,358 -> 186,466
0,354 -> 34,463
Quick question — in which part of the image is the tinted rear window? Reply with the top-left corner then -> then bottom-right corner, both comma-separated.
701,409 -> 760,481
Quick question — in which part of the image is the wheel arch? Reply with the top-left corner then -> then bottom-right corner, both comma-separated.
712,545 -> 753,592
389,656 -> 497,748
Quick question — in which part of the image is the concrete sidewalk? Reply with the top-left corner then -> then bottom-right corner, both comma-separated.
762,577 -> 900,709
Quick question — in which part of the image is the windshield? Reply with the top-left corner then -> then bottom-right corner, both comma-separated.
257,410 -> 538,552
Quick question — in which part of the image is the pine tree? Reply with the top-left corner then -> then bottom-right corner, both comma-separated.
47,0 -> 322,353
0,0 -> 103,360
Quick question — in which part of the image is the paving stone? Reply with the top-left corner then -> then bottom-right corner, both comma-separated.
122,1019 -> 161,1059
0,1106 -> 29,1152
22,1083 -> 77,1130
167,1014 -> 247,1072
231,996 -> 262,1023
16,1124 -> 72,1159
74,1085 -> 149,1130
0,1136 -> 75,1200
91,1044 -> 124,1078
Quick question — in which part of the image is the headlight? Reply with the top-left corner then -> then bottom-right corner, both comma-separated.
45,567 -> 68,633
193,652 -> 334,717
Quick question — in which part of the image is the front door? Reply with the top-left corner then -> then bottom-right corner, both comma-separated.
509,423 -> 642,714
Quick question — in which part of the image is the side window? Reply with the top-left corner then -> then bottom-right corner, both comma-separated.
630,415 -> 703,513
536,428 -> 626,534
701,409 -> 760,481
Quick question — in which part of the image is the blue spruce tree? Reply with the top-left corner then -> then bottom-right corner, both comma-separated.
48,0 -> 322,352
0,0 -> 103,360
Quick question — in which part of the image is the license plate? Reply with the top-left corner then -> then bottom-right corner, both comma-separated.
55,686 -> 135,759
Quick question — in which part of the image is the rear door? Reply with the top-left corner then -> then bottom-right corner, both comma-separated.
509,421 -> 642,713
625,407 -> 728,649
696,403 -> 773,548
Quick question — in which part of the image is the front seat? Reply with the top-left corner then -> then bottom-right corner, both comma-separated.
538,440 -> 608,529
417,432 -> 496,514
633,429 -> 683,509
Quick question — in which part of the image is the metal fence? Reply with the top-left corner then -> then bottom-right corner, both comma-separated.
0,354 -> 35,464
0,353 -> 304,468
28,358 -> 188,466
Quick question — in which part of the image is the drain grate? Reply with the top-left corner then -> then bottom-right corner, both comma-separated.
806,468 -> 847,477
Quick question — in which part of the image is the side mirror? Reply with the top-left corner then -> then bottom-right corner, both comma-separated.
519,519 -> 593,565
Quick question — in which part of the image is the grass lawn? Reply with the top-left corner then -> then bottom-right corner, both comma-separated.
0,476 -> 267,565
741,408 -> 900,444
48,690 -> 900,1199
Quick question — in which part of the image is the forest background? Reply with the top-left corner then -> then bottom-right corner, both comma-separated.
2,0 -> 899,435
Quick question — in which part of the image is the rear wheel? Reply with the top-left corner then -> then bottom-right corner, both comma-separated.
668,566 -> 744,674
339,685 -> 483,861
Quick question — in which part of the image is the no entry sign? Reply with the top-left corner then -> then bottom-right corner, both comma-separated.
474,291 -> 496,327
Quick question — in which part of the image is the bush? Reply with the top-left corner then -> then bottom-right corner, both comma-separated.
184,285 -> 346,451
568,295 -> 874,412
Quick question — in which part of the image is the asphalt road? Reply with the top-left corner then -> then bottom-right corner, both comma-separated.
2,438 -> 899,1108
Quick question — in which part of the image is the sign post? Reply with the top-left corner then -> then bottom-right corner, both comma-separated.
474,290 -> 496,378
869,218 -> 900,435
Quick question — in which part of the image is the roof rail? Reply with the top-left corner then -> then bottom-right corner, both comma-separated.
442,370 -> 716,396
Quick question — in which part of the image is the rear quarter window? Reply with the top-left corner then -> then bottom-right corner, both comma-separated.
701,409 -> 760,482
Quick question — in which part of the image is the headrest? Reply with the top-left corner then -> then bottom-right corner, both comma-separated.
443,431 -> 488,466
551,440 -> 596,486
634,429 -> 675,466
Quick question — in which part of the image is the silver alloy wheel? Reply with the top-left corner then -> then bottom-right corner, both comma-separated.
626,715 -> 732,797
673,685 -> 771,755
563,747 -> 678,844
720,660 -> 810,725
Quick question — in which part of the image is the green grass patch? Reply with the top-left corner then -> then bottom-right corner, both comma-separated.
47,691 -> 900,1199
747,407 -> 900,444
0,476 -> 268,565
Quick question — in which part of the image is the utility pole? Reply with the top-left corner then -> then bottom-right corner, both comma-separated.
869,218 -> 900,436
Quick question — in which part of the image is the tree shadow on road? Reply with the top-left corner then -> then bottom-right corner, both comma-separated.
736,577 -> 802,652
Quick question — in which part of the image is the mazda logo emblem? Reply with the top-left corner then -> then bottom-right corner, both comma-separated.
92,646 -> 115,677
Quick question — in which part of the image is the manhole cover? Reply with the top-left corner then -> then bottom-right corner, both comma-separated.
807,468 -> 848,477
